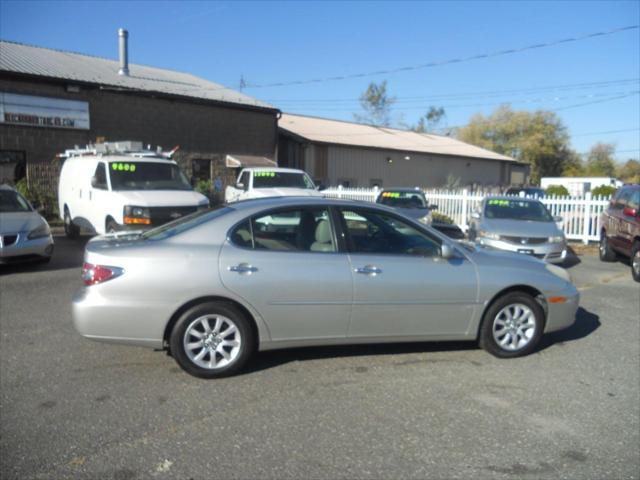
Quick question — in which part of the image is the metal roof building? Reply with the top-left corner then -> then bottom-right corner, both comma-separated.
278,113 -> 528,189
0,33 -> 279,204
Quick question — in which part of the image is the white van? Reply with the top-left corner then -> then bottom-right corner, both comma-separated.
225,167 -> 323,203
58,143 -> 209,237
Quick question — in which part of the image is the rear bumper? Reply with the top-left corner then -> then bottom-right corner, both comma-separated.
0,234 -> 53,263
72,287 -> 165,349
477,238 -> 567,264
544,284 -> 580,333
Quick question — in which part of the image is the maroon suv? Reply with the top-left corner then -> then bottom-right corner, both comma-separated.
599,184 -> 640,282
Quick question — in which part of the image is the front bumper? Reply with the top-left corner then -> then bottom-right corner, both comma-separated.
476,237 -> 567,264
544,283 -> 580,333
0,233 -> 54,263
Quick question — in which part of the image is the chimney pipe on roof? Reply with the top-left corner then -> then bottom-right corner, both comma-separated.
118,28 -> 129,76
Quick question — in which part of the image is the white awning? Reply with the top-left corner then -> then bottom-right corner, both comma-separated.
225,155 -> 277,168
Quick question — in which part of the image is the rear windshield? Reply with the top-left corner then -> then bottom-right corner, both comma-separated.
109,162 -> 192,191
377,191 -> 427,209
0,190 -> 32,212
252,171 -> 316,189
484,198 -> 553,222
142,206 -> 232,240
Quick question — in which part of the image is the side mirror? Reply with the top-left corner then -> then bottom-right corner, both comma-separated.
429,204 -> 438,211
441,243 -> 455,259
471,211 -> 480,220
553,215 -> 563,223
623,206 -> 638,217
90,176 -> 98,188
236,182 -> 245,190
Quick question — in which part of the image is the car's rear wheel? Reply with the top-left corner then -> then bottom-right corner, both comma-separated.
631,242 -> 640,283
599,231 -> 616,262
64,207 -> 80,239
169,302 -> 254,378
479,292 -> 544,358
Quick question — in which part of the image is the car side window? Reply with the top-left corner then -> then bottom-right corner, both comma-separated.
239,171 -> 250,191
615,189 -> 632,209
340,208 -> 440,256
93,163 -> 108,189
230,208 -> 336,252
629,191 -> 640,210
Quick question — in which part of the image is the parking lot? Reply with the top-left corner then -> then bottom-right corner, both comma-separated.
1,235 -> 638,480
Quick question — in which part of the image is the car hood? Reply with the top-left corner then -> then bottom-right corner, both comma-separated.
479,218 -> 561,237
111,190 -> 208,207
251,188 -> 324,198
0,211 -> 47,234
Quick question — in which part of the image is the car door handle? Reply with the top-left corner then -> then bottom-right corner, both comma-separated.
228,263 -> 258,274
354,265 -> 382,275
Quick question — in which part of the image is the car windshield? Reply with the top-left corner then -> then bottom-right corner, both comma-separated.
0,190 -> 32,213
108,161 -> 192,191
252,171 -> 316,189
141,205 -> 232,240
484,198 -> 553,222
377,191 -> 427,209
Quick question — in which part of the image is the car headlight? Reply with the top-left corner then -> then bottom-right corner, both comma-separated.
545,263 -> 571,283
477,229 -> 500,240
27,222 -> 51,240
123,205 -> 151,225
548,235 -> 565,243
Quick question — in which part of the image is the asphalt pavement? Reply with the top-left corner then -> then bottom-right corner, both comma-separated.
1,236 -> 638,479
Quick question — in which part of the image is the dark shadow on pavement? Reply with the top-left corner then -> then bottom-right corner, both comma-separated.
243,340 -> 479,375
0,235 -> 89,275
537,307 -> 600,352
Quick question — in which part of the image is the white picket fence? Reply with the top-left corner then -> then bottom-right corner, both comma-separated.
322,186 -> 611,244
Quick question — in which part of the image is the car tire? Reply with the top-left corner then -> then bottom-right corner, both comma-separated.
599,231 -> 616,262
631,242 -> 640,283
106,219 -> 119,234
479,292 -> 545,358
64,207 -> 80,239
169,302 -> 255,379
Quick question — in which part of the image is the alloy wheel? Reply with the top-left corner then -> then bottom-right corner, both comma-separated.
492,303 -> 536,351
183,314 -> 242,370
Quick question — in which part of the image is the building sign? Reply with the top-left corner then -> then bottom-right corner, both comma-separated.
0,92 -> 90,130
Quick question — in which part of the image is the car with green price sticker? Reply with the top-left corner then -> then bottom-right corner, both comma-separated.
225,167 -> 323,203
58,145 -> 209,237
468,196 -> 567,264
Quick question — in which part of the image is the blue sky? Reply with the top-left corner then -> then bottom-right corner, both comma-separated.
1,0 -> 638,162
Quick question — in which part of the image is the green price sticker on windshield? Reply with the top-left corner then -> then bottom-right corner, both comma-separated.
111,163 -> 136,172
488,199 -> 509,206
255,172 -> 276,177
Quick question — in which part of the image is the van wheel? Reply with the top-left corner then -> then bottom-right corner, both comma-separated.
64,208 -> 80,239
106,219 -> 119,234
169,302 -> 255,379
599,231 -> 616,262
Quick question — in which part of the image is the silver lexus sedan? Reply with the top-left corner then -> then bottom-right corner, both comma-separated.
73,197 -> 579,378
468,196 -> 567,264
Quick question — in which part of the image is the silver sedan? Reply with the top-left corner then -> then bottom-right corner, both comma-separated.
468,196 -> 567,264
73,197 -> 579,378
0,185 -> 54,264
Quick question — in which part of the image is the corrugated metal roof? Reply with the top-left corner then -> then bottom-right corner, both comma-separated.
280,113 -> 517,162
0,40 -> 275,110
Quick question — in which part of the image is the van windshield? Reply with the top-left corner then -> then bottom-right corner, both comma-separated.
252,172 -> 316,189
108,162 -> 192,191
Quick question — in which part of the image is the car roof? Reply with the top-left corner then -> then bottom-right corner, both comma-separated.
227,196 -> 400,214
485,195 -> 542,202
243,167 -> 306,173
380,187 -> 424,193
0,184 -> 17,191
66,155 -> 177,164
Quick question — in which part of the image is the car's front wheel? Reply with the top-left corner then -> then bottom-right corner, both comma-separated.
631,241 -> 640,283
169,302 -> 254,378
599,231 -> 616,262
479,292 -> 545,358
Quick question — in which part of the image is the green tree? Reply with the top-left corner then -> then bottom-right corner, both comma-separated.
413,106 -> 446,133
561,149 -> 585,176
456,105 -> 572,183
354,81 -> 396,126
584,143 -> 616,176
616,159 -> 640,183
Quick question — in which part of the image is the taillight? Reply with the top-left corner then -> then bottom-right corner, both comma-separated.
82,262 -> 124,286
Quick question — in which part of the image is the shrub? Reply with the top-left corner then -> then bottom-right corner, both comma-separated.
545,184 -> 570,197
15,178 -> 59,220
591,184 -> 617,198
432,212 -> 455,225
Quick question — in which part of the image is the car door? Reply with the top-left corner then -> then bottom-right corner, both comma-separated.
610,188 -> 632,251
219,206 -> 353,341
619,190 -> 640,256
338,207 -> 478,338
88,162 -> 110,233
